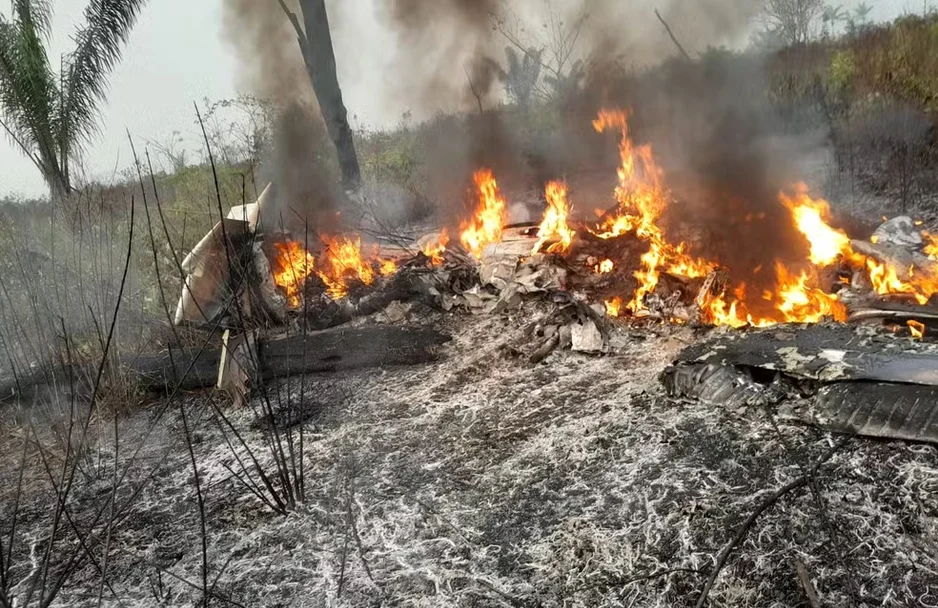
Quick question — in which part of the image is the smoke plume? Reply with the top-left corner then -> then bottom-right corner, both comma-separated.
378,0 -> 503,113
220,0 -> 313,106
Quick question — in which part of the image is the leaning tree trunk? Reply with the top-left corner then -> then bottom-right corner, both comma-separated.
43,163 -> 71,207
281,0 -> 362,193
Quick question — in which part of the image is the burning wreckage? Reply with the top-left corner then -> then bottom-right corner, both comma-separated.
173,109 -> 938,446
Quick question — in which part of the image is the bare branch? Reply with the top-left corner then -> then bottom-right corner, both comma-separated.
464,66 -> 484,114
654,9 -> 691,60
693,440 -> 846,608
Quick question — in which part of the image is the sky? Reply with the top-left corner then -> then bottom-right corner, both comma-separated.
0,0 -> 916,199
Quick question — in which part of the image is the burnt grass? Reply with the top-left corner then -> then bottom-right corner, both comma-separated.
2,311 -> 938,607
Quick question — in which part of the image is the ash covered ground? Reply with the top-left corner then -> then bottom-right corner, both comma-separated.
3,306 -> 938,608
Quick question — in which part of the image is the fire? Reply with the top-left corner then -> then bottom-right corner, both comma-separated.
592,109 -> 714,313
271,236 -> 398,305
781,188 -> 938,306
589,111 -> 852,326
270,108 -> 938,330
532,181 -> 575,254
594,259 -> 615,274
699,264 -> 846,328
923,232 -> 938,260
909,319 -> 926,338
460,169 -> 508,259
780,184 -> 853,266
704,294 -> 749,329
317,236 -> 396,300
422,228 -> 450,265
772,263 -> 847,324
272,241 -> 317,307
605,297 -> 623,317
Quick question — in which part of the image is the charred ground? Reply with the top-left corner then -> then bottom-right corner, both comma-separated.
3,308 -> 938,607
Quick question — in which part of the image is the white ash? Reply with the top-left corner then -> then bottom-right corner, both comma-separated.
2,313 -> 937,607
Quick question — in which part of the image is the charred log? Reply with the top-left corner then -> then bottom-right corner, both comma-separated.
1,325 -> 450,400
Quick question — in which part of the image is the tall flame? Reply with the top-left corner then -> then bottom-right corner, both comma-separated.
592,109 -> 714,313
780,184 -> 853,266
532,181 -> 576,255
460,169 -> 508,259
591,110 -> 847,326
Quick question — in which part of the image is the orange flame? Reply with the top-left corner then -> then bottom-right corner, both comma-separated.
923,232 -> 938,260
700,264 -> 846,328
272,241 -> 317,307
773,263 -> 847,323
532,181 -> 575,254
591,109 -> 714,313
591,110 -> 849,327
909,320 -> 925,338
460,169 -> 508,259
781,187 -> 938,306
316,236 -> 397,300
271,237 -> 398,305
605,297 -> 623,317
422,228 -> 450,265
594,259 -> 615,274
780,184 -> 853,266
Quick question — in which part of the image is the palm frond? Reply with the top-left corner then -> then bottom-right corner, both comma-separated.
0,8 -> 60,174
13,0 -> 55,39
59,0 -> 147,161
505,46 -> 520,76
0,21 -> 38,158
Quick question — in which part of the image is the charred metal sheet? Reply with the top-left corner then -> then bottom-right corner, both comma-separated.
815,383 -> 938,445
661,363 -> 938,445
661,364 -> 777,409
676,324 -> 938,386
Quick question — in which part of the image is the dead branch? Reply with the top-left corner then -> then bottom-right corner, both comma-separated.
277,0 -> 309,53
464,66 -> 485,115
654,9 -> 691,61
693,442 -> 843,608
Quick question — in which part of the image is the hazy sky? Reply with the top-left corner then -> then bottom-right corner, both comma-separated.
0,0 -> 915,198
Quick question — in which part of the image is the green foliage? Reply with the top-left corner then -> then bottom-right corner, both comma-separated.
768,13 -> 938,112
828,50 -> 855,92
0,0 -> 147,200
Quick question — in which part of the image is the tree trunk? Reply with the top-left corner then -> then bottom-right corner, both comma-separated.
296,0 -> 362,192
46,171 -> 70,204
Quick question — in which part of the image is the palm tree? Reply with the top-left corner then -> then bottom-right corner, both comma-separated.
502,46 -> 544,107
854,2 -> 873,23
821,4 -> 847,37
0,0 -> 147,202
